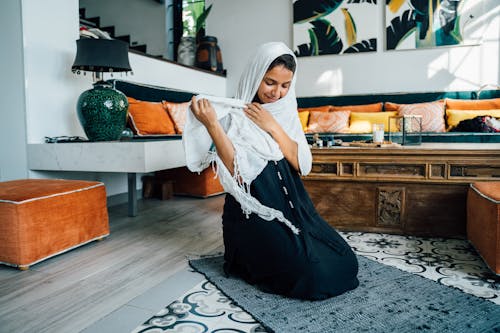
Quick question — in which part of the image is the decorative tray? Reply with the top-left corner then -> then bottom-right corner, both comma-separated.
340,141 -> 402,148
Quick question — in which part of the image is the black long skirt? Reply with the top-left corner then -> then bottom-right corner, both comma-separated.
222,159 -> 359,300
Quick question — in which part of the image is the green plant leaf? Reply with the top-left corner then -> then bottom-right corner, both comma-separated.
196,4 -> 212,35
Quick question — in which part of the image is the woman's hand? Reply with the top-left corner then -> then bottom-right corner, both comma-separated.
244,102 -> 278,133
190,96 -> 218,130
190,96 -> 235,174
245,103 -> 300,172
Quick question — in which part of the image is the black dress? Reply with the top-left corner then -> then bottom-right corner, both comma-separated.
222,158 -> 359,300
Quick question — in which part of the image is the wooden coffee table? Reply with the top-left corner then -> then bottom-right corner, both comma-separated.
303,143 -> 500,237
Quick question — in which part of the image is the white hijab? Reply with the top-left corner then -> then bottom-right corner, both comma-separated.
183,42 -> 312,234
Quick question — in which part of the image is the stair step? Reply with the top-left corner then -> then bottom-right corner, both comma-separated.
101,26 -> 115,37
130,44 -> 147,53
79,18 -> 97,28
86,16 -> 101,27
116,35 -> 131,43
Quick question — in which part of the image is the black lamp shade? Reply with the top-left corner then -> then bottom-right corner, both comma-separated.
72,38 -> 131,73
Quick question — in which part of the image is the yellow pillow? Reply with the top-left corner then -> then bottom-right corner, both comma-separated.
446,109 -> 500,129
349,112 -> 397,133
298,111 -> 310,131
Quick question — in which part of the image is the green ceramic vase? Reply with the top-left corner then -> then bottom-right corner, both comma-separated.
77,81 -> 128,141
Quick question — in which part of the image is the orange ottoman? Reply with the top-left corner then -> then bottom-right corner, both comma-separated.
155,167 -> 224,198
0,179 -> 109,270
467,182 -> 500,274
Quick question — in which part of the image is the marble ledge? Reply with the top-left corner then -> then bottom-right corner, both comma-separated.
27,141 -> 186,173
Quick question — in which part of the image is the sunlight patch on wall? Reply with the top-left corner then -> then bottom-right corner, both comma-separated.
427,52 -> 449,79
316,69 -> 343,96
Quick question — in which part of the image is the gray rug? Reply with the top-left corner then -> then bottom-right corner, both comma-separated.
189,255 -> 500,333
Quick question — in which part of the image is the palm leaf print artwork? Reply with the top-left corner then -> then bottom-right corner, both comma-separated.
347,0 -> 377,3
293,0 -> 344,24
293,0 -> 378,56
386,9 -> 416,50
341,8 -> 357,46
344,38 -> 377,53
387,0 -> 406,13
385,0 -> 483,50
295,19 -> 343,56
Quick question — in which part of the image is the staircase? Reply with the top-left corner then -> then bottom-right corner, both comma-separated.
79,8 -> 149,54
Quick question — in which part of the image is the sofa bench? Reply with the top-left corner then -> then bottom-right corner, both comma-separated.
297,89 -> 500,144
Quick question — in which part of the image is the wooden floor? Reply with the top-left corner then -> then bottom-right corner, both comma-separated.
0,195 -> 225,333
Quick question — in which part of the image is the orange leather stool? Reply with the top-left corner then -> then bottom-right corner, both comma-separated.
0,179 -> 109,270
155,167 -> 224,198
467,182 -> 500,274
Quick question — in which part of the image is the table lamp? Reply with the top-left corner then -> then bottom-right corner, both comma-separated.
72,38 -> 132,141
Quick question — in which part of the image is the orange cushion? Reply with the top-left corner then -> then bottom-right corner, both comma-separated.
397,101 -> 446,132
446,98 -> 500,110
298,105 -> 331,113
467,182 -> 500,274
306,110 -> 350,133
0,179 -> 109,268
163,101 -> 190,134
471,182 -> 500,201
127,97 -> 176,135
331,102 -> 383,112
384,102 -> 400,111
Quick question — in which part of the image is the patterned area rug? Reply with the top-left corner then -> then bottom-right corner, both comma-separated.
131,232 -> 500,333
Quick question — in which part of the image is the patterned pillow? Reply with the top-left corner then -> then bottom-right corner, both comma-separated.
162,101 -> 190,134
398,101 -> 446,132
127,97 -> 176,136
306,111 -> 351,133
331,102 -> 383,112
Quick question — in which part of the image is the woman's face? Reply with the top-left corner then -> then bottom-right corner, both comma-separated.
256,65 -> 293,104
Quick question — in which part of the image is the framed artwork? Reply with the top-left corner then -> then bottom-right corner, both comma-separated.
293,0 -> 378,57
386,0 -> 484,50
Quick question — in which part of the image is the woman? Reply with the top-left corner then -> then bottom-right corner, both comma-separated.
183,42 -> 359,300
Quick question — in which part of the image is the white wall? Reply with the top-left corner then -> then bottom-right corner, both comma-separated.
205,0 -> 292,97
22,0 -> 84,143
207,0 -> 500,97
80,0 -> 168,58
0,0 -> 28,181
3,0 -> 226,198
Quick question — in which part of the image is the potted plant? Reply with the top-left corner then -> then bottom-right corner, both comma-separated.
193,5 -> 223,73
177,4 -> 212,67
